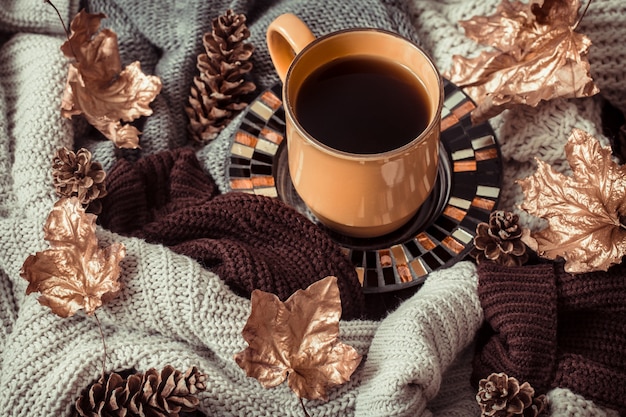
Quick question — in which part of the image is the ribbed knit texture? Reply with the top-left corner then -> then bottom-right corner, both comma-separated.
474,261 -> 626,415
355,262 -> 482,417
473,263 -> 558,392
1,0 -> 626,415
0,1 -> 80,34
547,388 -> 620,417
99,148 -> 365,319
553,265 -> 626,415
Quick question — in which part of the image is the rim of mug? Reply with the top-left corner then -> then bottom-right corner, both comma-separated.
283,27 -> 444,160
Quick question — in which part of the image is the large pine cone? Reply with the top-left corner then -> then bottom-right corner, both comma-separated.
477,372 -> 547,417
186,9 -> 256,143
73,366 -> 207,417
52,147 -> 107,214
471,210 -> 530,267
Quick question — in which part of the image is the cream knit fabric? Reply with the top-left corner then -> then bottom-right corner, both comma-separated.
355,262 -> 482,417
0,0 -> 624,416
547,389 -> 621,417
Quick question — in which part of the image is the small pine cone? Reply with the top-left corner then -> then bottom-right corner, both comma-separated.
131,366 -> 207,413
477,373 -> 535,417
471,210 -> 530,267
73,366 -> 207,417
523,395 -> 548,417
52,147 -> 107,214
186,9 -> 256,144
73,371 -> 132,417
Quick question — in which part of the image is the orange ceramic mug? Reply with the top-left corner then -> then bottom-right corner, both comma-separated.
267,14 -> 443,238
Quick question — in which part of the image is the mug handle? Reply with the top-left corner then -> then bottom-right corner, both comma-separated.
266,14 -> 316,82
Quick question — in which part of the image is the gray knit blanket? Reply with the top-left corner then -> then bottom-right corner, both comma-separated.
0,0 -> 624,415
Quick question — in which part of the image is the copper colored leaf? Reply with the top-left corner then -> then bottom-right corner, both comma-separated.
234,276 -> 362,401
446,0 -> 599,123
20,197 -> 126,317
60,10 -> 162,149
518,128 -> 626,273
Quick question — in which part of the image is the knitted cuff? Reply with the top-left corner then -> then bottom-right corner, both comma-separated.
472,262 -> 558,393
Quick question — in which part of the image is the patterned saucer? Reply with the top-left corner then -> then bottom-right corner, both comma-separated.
228,80 -> 502,295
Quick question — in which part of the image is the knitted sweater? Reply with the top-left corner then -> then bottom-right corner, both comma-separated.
0,0 -> 624,416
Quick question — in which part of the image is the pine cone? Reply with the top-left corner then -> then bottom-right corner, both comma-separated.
477,373 -> 542,417
52,147 -> 107,214
471,210 -> 530,267
73,366 -> 207,417
186,9 -> 256,144
523,395 -> 548,417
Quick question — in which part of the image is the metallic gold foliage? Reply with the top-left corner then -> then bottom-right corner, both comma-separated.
20,197 -> 126,317
234,276 -> 362,401
518,128 -> 626,273
60,10 -> 162,149
446,0 -> 599,123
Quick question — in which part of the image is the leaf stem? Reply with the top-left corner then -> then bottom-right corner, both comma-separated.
299,397 -> 311,417
93,312 -> 107,380
574,0 -> 593,30
44,0 -> 78,59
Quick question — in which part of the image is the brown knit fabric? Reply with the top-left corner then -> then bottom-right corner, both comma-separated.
98,148 -> 365,320
473,261 -> 626,414
472,263 -> 558,393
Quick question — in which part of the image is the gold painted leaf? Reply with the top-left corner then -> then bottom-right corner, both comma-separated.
446,0 -> 599,123
20,197 -> 126,317
60,10 -> 162,149
518,129 -> 626,273
234,276 -> 362,401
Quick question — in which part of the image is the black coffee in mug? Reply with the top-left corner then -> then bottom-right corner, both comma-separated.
295,55 -> 431,154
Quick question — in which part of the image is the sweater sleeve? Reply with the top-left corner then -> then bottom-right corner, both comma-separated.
354,261 -> 483,417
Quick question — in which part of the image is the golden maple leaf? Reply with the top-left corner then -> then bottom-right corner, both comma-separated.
234,276 -> 362,401
60,10 -> 162,149
518,128 -> 626,273
20,197 -> 126,317
446,0 -> 599,123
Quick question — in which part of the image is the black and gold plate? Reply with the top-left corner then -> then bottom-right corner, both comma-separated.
228,80 -> 502,295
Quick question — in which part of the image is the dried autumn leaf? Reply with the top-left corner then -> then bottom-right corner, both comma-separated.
20,197 -> 126,317
518,128 -> 626,273
446,0 -> 599,123
60,10 -> 162,149
234,276 -> 362,401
